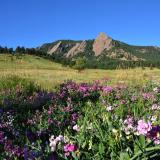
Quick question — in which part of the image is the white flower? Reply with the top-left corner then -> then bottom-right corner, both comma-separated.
151,116 -> 157,122
73,124 -> 80,132
49,135 -> 55,142
55,135 -> 64,142
49,140 -> 57,152
153,87 -> 160,93
49,135 -> 64,152
151,104 -> 160,110
106,106 -> 112,111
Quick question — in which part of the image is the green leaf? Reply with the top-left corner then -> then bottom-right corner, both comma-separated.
120,152 -> 130,160
99,143 -> 105,155
139,135 -> 146,148
71,152 -> 78,160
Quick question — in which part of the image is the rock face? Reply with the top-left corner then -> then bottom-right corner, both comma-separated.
48,41 -> 62,55
93,32 -> 113,56
66,41 -> 86,57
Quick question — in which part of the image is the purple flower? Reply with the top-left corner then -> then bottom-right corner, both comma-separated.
147,125 -> 160,144
71,113 -> 78,121
123,116 -> 136,135
131,96 -> 137,102
102,86 -> 113,93
142,93 -> 154,100
79,86 -> 88,93
120,99 -> 126,104
0,131 -> 5,143
0,108 -> 3,114
137,120 -> 152,135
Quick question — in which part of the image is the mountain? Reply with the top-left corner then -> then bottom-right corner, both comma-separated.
39,32 -> 160,69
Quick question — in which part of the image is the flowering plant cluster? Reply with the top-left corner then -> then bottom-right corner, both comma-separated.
0,80 -> 160,159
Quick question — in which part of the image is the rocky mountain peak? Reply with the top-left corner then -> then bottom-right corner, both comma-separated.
93,32 -> 113,56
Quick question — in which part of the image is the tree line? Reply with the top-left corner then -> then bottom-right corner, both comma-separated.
0,46 -> 46,55
0,45 -> 160,70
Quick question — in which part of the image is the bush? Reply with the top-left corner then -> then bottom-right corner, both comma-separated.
73,57 -> 87,72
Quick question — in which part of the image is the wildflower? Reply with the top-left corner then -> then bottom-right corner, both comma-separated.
120,99 -> 126,104
79,86 -> 87,92
0,131 -> 4,143
154,139 -> 160,144
147,125 -> 160,145
102,86 -> 113,93
71,113 -> 78,121
48,110 -> 52,115
153,87 -> 160,93
142,93 -> 154,100
55,135 -> 64,142
0,109 -> 3,114
151,116 -> 157,123
151,104 -> 160,110
123,116 -> 136,135
131,96 -> 137,102
137,120 -> 152,135
73,124 -> 80,132
64,143 -> 76,153
48,118 -> 53,124
49,135 -> 64,152
106,105 -> 112,111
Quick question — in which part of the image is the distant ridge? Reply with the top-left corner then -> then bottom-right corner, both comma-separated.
38,32 -> 160,69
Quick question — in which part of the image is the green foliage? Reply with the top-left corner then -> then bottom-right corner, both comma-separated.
0,75 -> 39,92
1,79 -> 160,159
73,57 -> 87,71
1,37 -> 160,69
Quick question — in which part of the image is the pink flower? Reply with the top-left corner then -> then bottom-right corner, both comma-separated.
71,113 -> 78,121
137,120 -> 152,135
154,139 -> 160,145
68,145 -> 76,152
120,99 -> 126,104
64,144 -> 76,152
48,118 -> 53,124
123,116 -> 136,135
142,93 -> 154,100
131,96 -> 137,102
48,110 -> 52,115
102,86 -> 113,93
63,106 -> 71,112
79,86 -> 87,92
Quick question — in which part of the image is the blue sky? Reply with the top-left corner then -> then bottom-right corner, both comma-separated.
0,0 -> 160,48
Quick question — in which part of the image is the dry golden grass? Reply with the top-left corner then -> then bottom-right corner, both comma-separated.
0,54 -> 160,90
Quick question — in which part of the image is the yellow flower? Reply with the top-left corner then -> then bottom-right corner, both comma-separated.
75,149 -> 81,157
112,128 -> 118,134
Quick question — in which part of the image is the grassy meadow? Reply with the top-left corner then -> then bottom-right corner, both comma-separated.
0,54 -> 160,90
1,54 -> 160,159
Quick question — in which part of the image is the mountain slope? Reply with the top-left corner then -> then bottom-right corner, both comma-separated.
39,32 -> 160,69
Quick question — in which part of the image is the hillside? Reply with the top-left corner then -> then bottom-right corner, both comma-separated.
1,54 -> 160,90
39,32 -> 160,69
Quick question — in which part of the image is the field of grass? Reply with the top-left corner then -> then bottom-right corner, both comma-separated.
1,54 -> 160,159
0,54 -> 160,89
